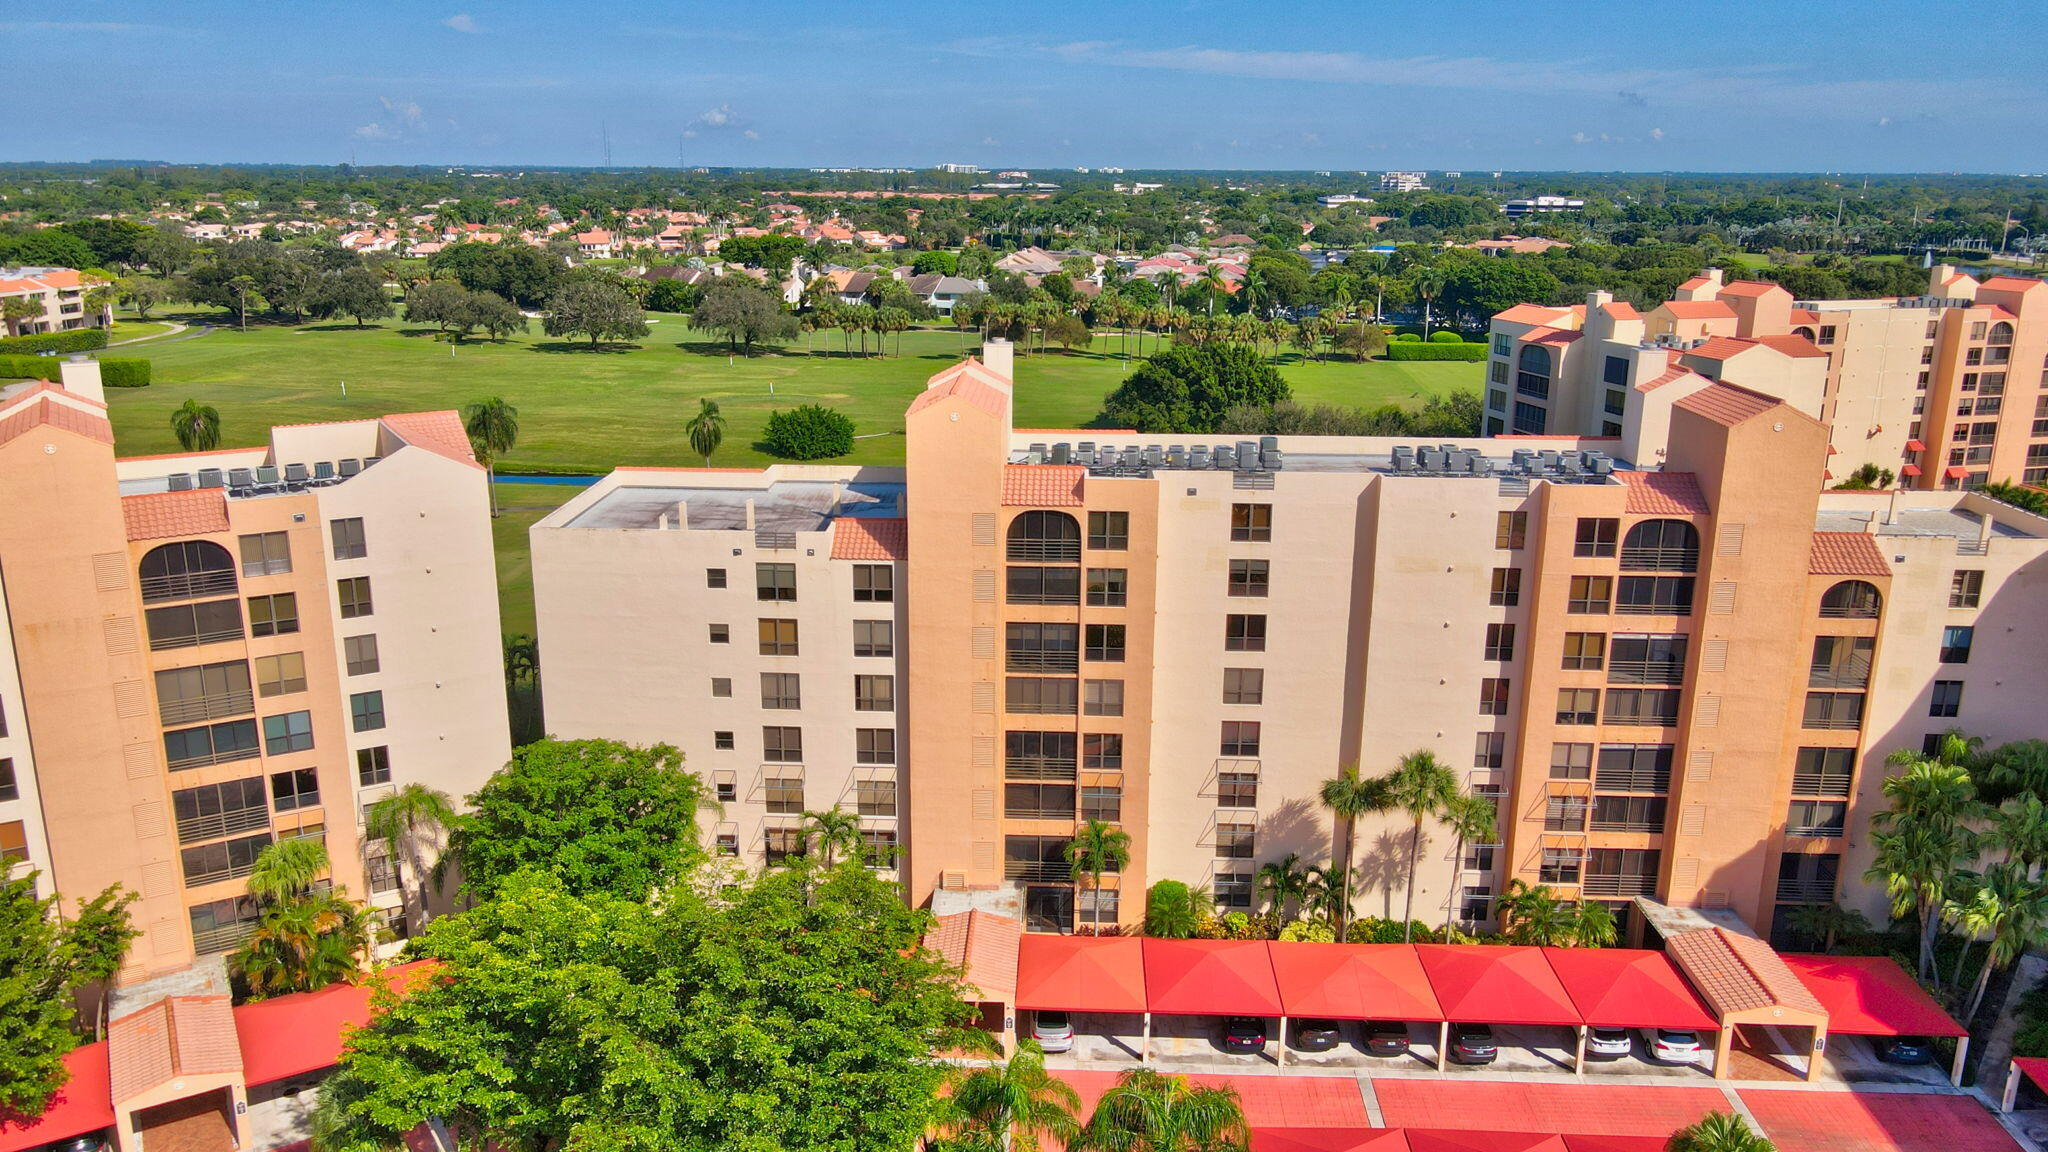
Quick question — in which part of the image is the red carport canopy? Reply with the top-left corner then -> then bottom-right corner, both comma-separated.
1267,942 -> 1444,1022
2015,1056 -> 2048,1095
1142,938 -> 1284,1017
1405,1133 -> 1568,1152
1015,935 -> 1147,1013
1559,1138 -> 1670,1152
1254,1129 -> 1411,1152
1541,948 -> 1717,1031
234,960 -> 438,1086
1414,945 -> 1582,1027
1779,954 -> 1967,1037
0,1043 -> 113,1152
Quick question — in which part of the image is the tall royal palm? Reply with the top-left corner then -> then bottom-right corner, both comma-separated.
1077,1068 -> 1249,1152
169,398 -> 222,452
936,1040 -> 1081,1152
686,397 -> 726,465
1440,793 -> 1499,935
1375,750 -> 1462,942
1866,756 -> 1982,980
364,783 -> 457,933
1317,761 -> 1381,939
1066,820 -> 1132,933
1407,265 -> 1448,335
462,396 -> 520,517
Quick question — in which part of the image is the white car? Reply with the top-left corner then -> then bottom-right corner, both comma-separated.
1586,1027 -> 1633,1058
1032,1010 -> 1074,1053
1643,1028 -> 1704,1063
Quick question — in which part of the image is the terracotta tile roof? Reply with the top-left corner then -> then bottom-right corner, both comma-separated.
378,410 -> 481,469
1003,464 -> 1085,507
1617,471 -> 1709,515
906,359 -> 1010,418
1673,382 -> 1782,427
1636,365 -> 1708,394
1666,928 -> 1826,1021
1977,275 -> 2043,293
1599,301 -> 1640,320
1658,300 -> 1737,320
1810,532 -> 1891,578
1789,308 -> 1822,325
123,489 -> 231,541
1682,337 -> 1756,362
1523,326 -> 1582,347
0,397 -> 115,449
1716,280 -> 1787,299
1494,303 -> 1573,326
926,911 -> 1022,1002
1675,276 -> 1712,291
1750,333 -> 1826,359
108,996 -> 243,1103
2,380 -> 106,408
830,517 -> 907,560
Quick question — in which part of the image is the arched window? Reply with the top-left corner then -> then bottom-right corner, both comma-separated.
1988,321 -> 2014,346
1819,580 -> 1881,619
1516,345 -> 1552,399
138,540 -> 236,604
1006,511 -> 1080,563
1793,326 -> 1816,342
1621,520 -> 1700,571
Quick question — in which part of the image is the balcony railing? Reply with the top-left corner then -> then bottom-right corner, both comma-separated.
1582,874 -> 1657,898
1776,878 -> 1837,902
1005,859 -> 1071,883
150,624 -> 246,652
1808,666 -> 1871,689
1620,547 -> 1698,572
1791,771 -> 1853,798
176,806 -> 270,845
165,743 -> 260,772
1004,805 -> 1078,821
1590,818 -> 1665,834
192,920 -> 260,955
1006,651 -> 1080,673
1005,758 -> 1078,781
1607,661 -> 1686,686
1787,823 -> 1844,839
183,857 -> 260,888
158,689 -> 255,727
1006,540 -> 1081,563
141,570 -> 237,604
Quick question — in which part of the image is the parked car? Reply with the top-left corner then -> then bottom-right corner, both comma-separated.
1365,1020 -> 1412,1056
1586,1026 -> 1633,1058
1292,1018 -> 1342,1052
1643,1028 -> 1704,1063
1222,1016 -> 1267,1054
1450,1023 -> 1497,1065
1878,1036 -> 1935,1065
1032,1010 -> 1073,1054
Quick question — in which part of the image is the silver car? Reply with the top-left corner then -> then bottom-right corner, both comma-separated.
1032,1010 -> 1074,1053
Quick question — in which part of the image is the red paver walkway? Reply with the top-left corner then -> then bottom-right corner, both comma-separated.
1053,1071 -> 1369,1128
1737,1089 -> 2021,1152
1374,1081 -> 1725,1138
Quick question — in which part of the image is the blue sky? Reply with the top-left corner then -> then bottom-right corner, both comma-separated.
9,0 -> 2045,172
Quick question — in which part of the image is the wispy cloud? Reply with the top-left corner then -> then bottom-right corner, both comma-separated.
355,97 -> 427,142
682,103 -> 757,140
442,13 -> 480,33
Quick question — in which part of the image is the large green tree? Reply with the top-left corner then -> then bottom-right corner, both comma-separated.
694,280 -> 798,356
446,738 -> 703,902
311,866 -> 974,1152
542,279 -> 649,346
1098,343 -> 1289,434
0,874 -> 137,1114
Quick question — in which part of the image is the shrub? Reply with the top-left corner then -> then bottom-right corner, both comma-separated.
1392,331 -> 1422,342
0,329 -> 108,355
1344,917 -> 1441,944
1428,330 -> 1465,343
0,355 -> 151,387
762,404 -> 855,460
100,359 -> 151,388
1385,342 -> 1487,361
1144,879 -> 1211,939
1278,919 -> 1336,943
1098,342 -> 1289,434
0,354 -> 58,380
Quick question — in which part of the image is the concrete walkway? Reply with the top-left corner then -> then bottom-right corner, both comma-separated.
106,320 -> 190,346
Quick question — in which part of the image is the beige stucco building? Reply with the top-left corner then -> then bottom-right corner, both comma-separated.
1487,265 -> 2048,495
0,360 -> 509,980
535,342 -> 2048,943
0,266 -> 112,335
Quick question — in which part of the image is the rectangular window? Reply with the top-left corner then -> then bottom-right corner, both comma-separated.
1007,623 -> 1079,672
1616,575 -> 1694,615
1474,732 -> 1506,769
1556,688 -> 1599,725
1087,568 -> 1128,606
1575,518 -> 1619,557
1220,721 -> 1261,757
1550,742 -> 1593,780
763,827 -> 804,864
1004,835 -> 1073,883
1776,853 -> 1839,902
1792,747 -> 1854,797
762,726 -> 803,763
1540,847 -> 1583,885
1495,511 -> 1528,549
709,623 -> 730,644
1081,785 -> 1123,823
758,618 -> 799,656
336,577 -> 373,619
1484,622 -> 1516,662
356,746 -> 391,786
1817,325 -> 1837,346
181,832 -> 273,887
239,532 -> 292,577
714,730 -> 735,750
145,599 -> 246,651
1608,635 -> 1687,684
0,759 -> 15,803
1603,355 -> 1631,387
1562,632 -> 1605,670
856,728 -> 896,764
1214,870 -> 1253,909
262,710 -> 314,754
1088,511 -> 1129,550
1940,625 -> 1974,664
1083,733 -> 1123,770
1006,731 -> 1077,777
164,719 -> 260,770
1787,800 -> 1847,838
1584,848 -> 1661,897
330,518 -> 367,560
154,661 -> 255,724
853,619 -> 894,658
1006,566 -> 1081,605
1808,635 -> 1874,688
1216,770 -> 1259,807
760,672 -> 802,710
710,677 -> 732,697
1950,570 -> 1983,608
270,767 -> 320,812
1227,559 -> 1270,597
1085,623 -> 1126,662
1568,575 -> 1612,614
1545,794 -> 1588,832
1479,677 -> 1509,716
853,564 -> 893,601
0,819 -> 29,865
1605,390 -> 1627,417
1084,680 -> 1124,716
1007,677 -> 1078,715
1591,794 -> 1666,833
254,652 -> 306,698
1216,822 -> 1256,859
855,674 -> 895,712
1930,680 -> 1964,718
344,634 -> 380,676
1005,782 -> 1075,820
1803,691 -> 1866,730
1224,614 -> 1266,652
1512,401 -> 1548,435
756,562 -> 797,602
1490,567 -> 1521,606
1595,744 -> 1673,793
349,691 -> 385,732
856,777 -> 898,817
1222,667 -> 1264,705
1231,503 -> 1273,542
1604,688 -> 1681,726
172,778 -> 269,843
706,567 -> 727,589
764,774 -> 805,815
247,593 -> 299,637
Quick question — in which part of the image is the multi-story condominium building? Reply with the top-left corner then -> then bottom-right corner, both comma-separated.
1,266 -> 112,334
0,361 -> 509,981
534,342 -> 2048,944
1485,266 -> 2047,493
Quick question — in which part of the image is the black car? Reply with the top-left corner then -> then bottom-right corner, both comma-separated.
1450,1023 -> 1498,1065
1878,1035 -> 1935,1065
1292,1018 -> 1342,1052
1364,1020 -> 1411,1056
1222,1016 -> 1267,1053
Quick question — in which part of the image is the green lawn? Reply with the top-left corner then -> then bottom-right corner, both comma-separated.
492,483 -> 573,639
107,319 -> 179,344
100,309 -> 1480,474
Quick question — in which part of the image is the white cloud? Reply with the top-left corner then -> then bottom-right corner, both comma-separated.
1570,132 -> 1592,144
1650,127 -> 1665,140
443,13 -> 479,33
354,97 -> 426,142
683,104 -> 751,139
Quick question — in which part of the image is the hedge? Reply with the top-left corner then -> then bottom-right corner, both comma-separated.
1428,330 -> 1465,343
0,328 -> 108,355
1385,342 -> 1488,361
0,354 -> 151,386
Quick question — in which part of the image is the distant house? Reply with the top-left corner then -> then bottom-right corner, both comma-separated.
575,229 -> 617,259
905,274 -> 985,314
1316,193 -> 1374,207
836,271 -> 878,305
0,266 -> 110,333
1503,196 -> 1586,218
994,246 -> 1065,276
1464,236 -> 1575,256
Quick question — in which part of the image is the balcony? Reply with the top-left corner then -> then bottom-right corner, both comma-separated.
1776,877 -> 1837,902
192,920 -> 259,955
140,570 -> 237,604
1005,757 -> 1077,781
1006,540 -> 1081,563
1607,661 -> 1686,686
1791,771 -> 1853,798
159,689 -> 255,727
1582,874 -> 1657,898
1004,859 -> 1071,883
1006,651 -> 1080,673
176,807 -> 270,845
1619,546 -> 1698,572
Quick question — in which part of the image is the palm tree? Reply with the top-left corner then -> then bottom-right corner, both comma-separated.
1076,1067 -> 1249,1152
462,397 -> 520,517
1255,853 -> 1310,923
1066,820 -> 1132,933
1990,792 -> 2048,874
1142,880 -> 1212,940
247,837 -> 330,903
1866,756 -> 1982,981
1372,750 -> 1462,942
364,783 -> 456,933
1318,760 -> 1382,939
935,1040 -> 1081,1152
168,398 -> 222,452
229,893 -> 373,999
1784,903 -> 1871,953
1960,861 -> 2048,1022
1440,794 -> 1498,935
1496,879 -> 1576,946
1301,864 -> 1349,929
1668,1111 -> 1775,1152
1407,265 -> 1448,336
686,397 -> 726,466
800,808 -> 864,868
1570,899 -> 1617,948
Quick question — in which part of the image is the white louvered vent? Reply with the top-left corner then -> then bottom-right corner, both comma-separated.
972,626 -> 996,660
972,570 -> 996,602
972,841 -> 997,870
972,736 -> 995,767
92,552 -> 127,591
971,514 -> 997,547
1708,582 -> 1737,615
1700,639 -> 1729,673
131,801 -> 167,838
102,615 -> 138,655
141,860 -> 175,897
149,920 -> 181,957
971,789 -> 996,820
1716,523 -> 1746,556
1694,696 -> 1722,727
124,743 -> 156,779
941,870 -> 969,890
1686,750 -> 1714,783
113,680 -> 147,718
1672,858 -> 1701,889
971,682 -> 996,714
1680,804 -> 1707,836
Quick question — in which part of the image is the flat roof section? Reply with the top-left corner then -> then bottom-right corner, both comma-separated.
1737,1087 -> 2023,1152
1815,507 -> 2036,541
564,480 -> 904,532
1779,954 -> 1967,1038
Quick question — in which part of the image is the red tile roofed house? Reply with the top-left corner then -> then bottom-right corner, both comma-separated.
1664,927 -> 1829,1080
108,995 -> 246,1152
1809,531 -> 1890,577
925,911 -> 1023,1040
1645,298 -> 1739,344
1616,471 -> 1710,515
573,229 -> 616,259
0,265 -> 111,333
